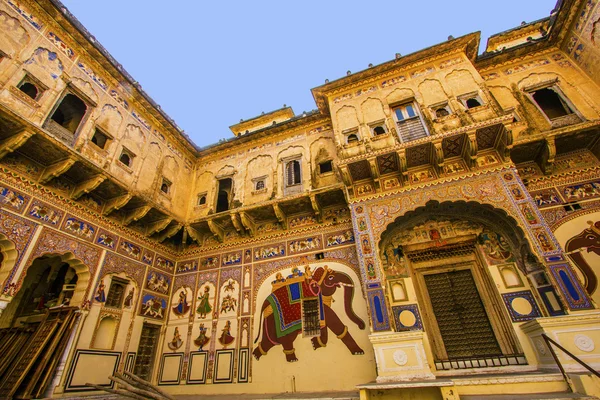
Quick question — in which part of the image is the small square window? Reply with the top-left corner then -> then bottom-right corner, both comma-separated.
255,180 -> 265,190
118,149 -> 135,168
105,277 -> 129,309
372,125 -> 387,135
319,160 -> 333,174
344,129 -> 360,144
91,128 -> 109,149
431,102 -> 452,119
459,93 -> 484,109
197,193 -> 207,206
160,178 -> 171,194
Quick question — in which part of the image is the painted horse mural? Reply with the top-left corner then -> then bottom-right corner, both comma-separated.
253,265 -> 365,362
565,220 -> 600,295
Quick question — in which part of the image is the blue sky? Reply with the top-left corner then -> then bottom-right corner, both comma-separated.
61,1 -> 558,148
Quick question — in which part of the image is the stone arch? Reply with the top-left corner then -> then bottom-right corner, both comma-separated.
94,104 -> 123,134
0,10 -> 30,57
360,97 -> 386,124
386,88 -> 416,105
444,68 -> 480,96
377,200 -> 541,275
417,79 -> 449,106
92,314 -> 118,349
0,233 -> 18,291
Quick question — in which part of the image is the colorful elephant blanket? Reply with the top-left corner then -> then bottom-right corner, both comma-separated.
267,280 -> 324,338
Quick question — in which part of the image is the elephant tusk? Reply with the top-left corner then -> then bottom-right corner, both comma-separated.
338,282 -> 354,288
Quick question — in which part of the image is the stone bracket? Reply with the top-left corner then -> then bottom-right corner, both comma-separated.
310,194 -> 322,223
230,213 -> 244,234
273,203 -> 287,230
71,175 -> 106,200
123,205 -> 152,226
103,193 -> 133,215
39,157 -> 76,184
239,212 -> 256,237
538,136 -> 556,175
465,132 -> 478,168
185,225 -> 203,243
146,218 -> 173,236
207,219 -> 224,243
157,222 -> 182,242
0,130 -> 35,160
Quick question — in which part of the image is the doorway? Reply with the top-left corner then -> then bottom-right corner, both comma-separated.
133,323 -> 161,380
424,269 -> 501,359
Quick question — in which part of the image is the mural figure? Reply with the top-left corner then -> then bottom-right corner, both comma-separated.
218,320 -> 235,348
194,323 -> 210,350
172,289 -> 190,316
220,294 -> 237,313
565,220 -> 600,295
94,281 -> 106,303
141,295 -> 166,319
124,287 -> 135,308
196,286 -> 212,318
147,271 -> 170,294
479,231 -> 511,261
168,327 -> 183,351
254,265 -> 365,362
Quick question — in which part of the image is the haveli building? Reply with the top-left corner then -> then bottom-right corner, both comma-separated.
0,0 -> 599,399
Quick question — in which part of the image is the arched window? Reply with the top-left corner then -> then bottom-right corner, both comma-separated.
373,126 -> 386,135
119,151 -> 132,167
49,93 -> 88,134
286,160 -> 301,187
435,107 -> 449,118
198,195 -> 207,205
466,98 -> 482,108
347,134 -> 359,143
531,87 -> 573,119
18,82 -> 39,100
255,180 -> 265,190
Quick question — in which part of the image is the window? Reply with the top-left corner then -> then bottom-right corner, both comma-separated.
459,93 -> 484,109
119,149 -> 134,168
105,277 -> 128,308
18,82 -> 39,100
160,178 -> 171,194
392,102 -> 428,143
319,160 -> 333,174
255,180 -> 265,190
373,125 -> 386,135
347,133 -> 359,144
563,202 -> 582,212
197,194 -> 207,206
432,102 -> 452,119
91,128 -> 109,149
531,87 -> 572,120
465,97 -> 482,108
216,178 -> 233,212
435,107 -> 449,118
285,159 -> 302,186
49,93 -> 88,134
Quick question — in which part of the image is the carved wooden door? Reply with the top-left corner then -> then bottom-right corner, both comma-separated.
133,323 -> 161,381
424,269 -> 502,360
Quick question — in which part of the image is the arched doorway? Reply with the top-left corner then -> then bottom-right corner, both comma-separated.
379,201 -> 541,369
0,253 -> 90,398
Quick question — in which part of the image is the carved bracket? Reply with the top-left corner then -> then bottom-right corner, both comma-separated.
123,205 -> 152,226
146,218 -> 173,236
0,130 -> 35,160
207,219 -> 224,243
273,203 -> 287,230
310,194 -> 322,223
103,193 -> 133,215
39,157 -> 76,184
157,222 -> 182,242
71,175 -> 106,200
239,212 -> 256,237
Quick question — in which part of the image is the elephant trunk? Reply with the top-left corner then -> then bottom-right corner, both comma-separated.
341,274 -> 366,330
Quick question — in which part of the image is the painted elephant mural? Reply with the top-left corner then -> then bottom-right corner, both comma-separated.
565,220 -> 600,295
253,265 -> 365,362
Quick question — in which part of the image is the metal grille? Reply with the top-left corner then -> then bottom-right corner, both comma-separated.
397,117 -> 428,143
425,269 -> 502,360
435,354 -> 527,370
302,299 -> 321,337
133,323 -> 161,380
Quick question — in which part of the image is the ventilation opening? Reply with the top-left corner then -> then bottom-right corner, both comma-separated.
347,134 -> 359,143
91,129 -> 109,149
466,98 -> 482,108
160,179 -> 171,194
18,82 -> 39,100
198,195 -> 207,205
319,161 -> 333,174
373,126 -> 386,135
50,93 -> 87,134
532,88 -> 572,120
286,160 -> 301,186
216,178 -> 232,213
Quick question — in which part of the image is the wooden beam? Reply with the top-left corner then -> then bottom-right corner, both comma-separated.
71,175 -> 106,200
103,193 -> 133,215
239,211 -> 256,237
0,130 -> 35,160
207,219 -> 224,243
145,218 -> 173,236
39,157 -> 76,184
123,205 -> 152,226
157,223 -> 182,242
273,203 -> 287,230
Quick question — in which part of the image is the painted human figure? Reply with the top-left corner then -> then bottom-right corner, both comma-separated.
196,286 -> 212,318
173,289 -> 190,316
218,320 -> 235,348
194,323 -> 210,350
95,281 -> 106,303
124,287 -> 134,308
168,327 -> 183,351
